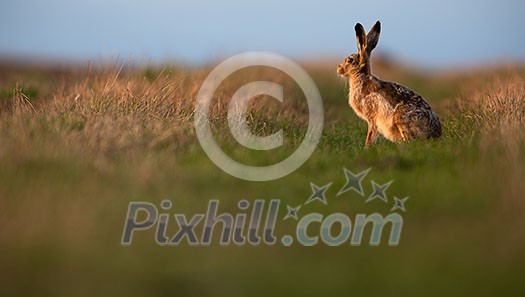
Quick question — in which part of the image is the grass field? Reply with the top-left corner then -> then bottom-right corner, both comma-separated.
1,57 -> 524,296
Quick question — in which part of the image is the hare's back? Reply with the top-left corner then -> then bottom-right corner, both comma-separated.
378,81 -> 432,110
379,81 -> 441,139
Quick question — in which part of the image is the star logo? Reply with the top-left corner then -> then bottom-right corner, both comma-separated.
337,167 -> 371,197
283,205 -> 301,220
365,180 -> 393,203
305,182 -> 332,205
390,196 -> 409,212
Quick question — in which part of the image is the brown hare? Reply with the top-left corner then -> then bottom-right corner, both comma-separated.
337,21 -> 442,148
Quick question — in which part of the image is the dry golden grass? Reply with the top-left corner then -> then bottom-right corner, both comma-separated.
458,76 -> 525,212
462,77 -> 525,148
1,61 -> 317,155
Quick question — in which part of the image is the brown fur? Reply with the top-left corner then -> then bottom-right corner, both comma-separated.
337,21 -> 442,148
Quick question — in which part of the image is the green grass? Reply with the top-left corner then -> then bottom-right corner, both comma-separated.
0,61 -> 524,296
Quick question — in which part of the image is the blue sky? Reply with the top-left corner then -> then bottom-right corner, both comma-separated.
1,0 -> 524,67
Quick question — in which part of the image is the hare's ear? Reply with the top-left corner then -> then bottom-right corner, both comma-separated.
355,23 -> 366,54
365,21 -> 381,54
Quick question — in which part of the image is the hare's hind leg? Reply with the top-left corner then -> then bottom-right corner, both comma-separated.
393,118 -> 417,142
387,124 -> 404,142
392,105 -> 419,142
365,122 -> 378,148
395,125 -> 412,142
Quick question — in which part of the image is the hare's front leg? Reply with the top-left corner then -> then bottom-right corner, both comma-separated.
365,121 -> 378,148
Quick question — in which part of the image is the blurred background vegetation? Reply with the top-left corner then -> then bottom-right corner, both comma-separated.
0,57 -> 524,296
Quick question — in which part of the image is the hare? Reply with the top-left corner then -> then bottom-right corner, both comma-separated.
337,21 -> 442,148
